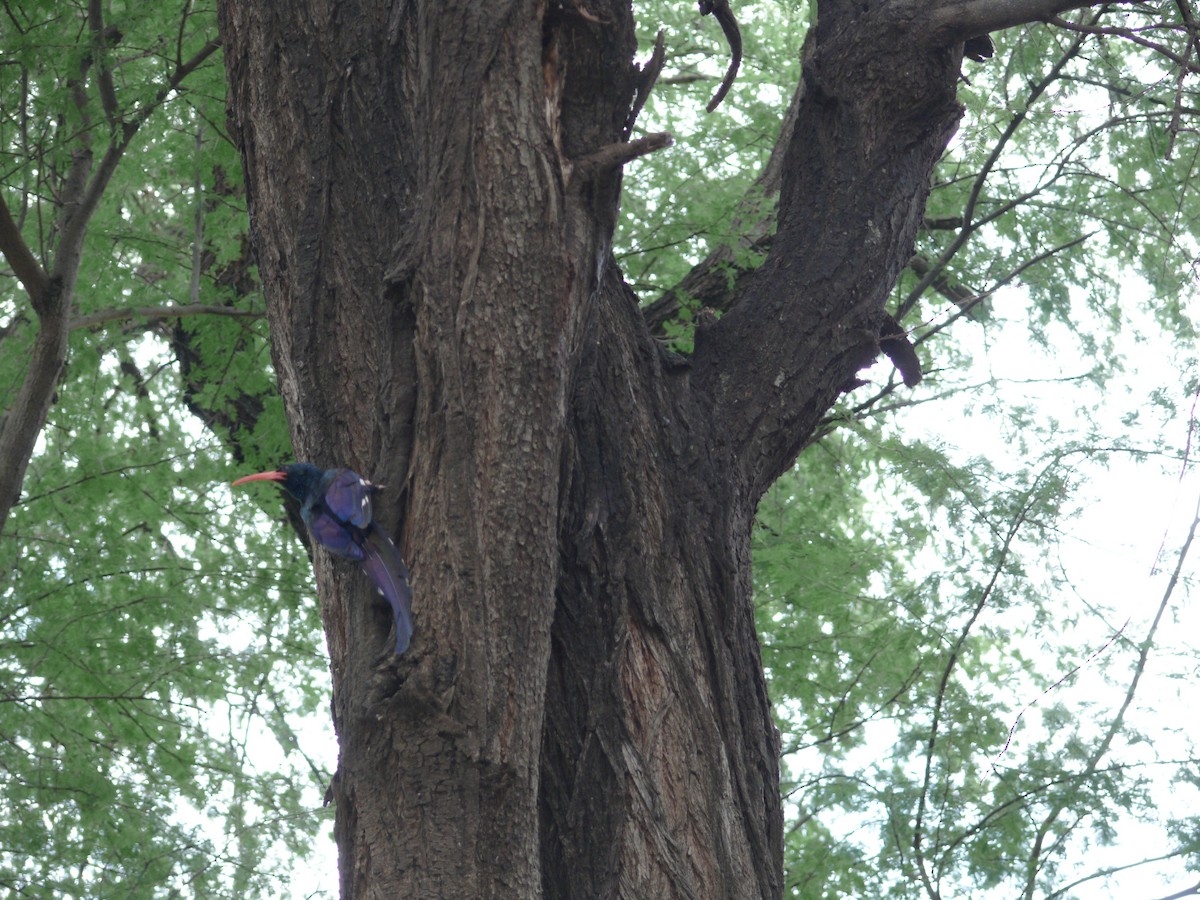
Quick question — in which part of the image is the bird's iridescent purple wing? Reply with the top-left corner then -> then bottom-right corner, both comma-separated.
360,526 -> 414,656
321,468 -> 374,528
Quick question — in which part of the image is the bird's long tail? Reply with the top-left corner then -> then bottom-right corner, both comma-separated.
360,526 -> 414,656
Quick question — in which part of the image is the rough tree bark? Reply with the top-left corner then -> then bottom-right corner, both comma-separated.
216,0 -> 1110,896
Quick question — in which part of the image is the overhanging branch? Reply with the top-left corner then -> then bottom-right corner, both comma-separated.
926,0 -> 1143,40
1049,13 -> 1200,73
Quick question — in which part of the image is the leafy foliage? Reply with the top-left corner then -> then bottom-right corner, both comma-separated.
1,2 -> 331,896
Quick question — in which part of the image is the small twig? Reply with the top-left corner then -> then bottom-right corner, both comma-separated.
698,0 -> 742,113
988,619 -> 1130,775
55,39 -> 221,287
913,231 -> 1096,346
1022,487 -> 1200,898
896,23 -> 1094,322
3,0 -> 29,35
913,473 -> 1050,896
175,0 -> 191,70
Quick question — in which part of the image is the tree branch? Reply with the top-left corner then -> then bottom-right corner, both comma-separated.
0,295 -> 68,539
87,0 -> 121,129
70,303 -> 264,331
690,9 -> 964,496
698,0 -> 742,113
55,39 -> 221,280
643,66 -> 807,335
1049,13 -> 1200,73
1049,849 -> 1200,899
925,0 -> 1142,40
913,465 -> 1051,896
568,132 -> 674,188
912,232 -> 1095,345
0,191 -> 49,306
624,30 -> 665,138
896,22 -> 1093,321
1153,881 -> 1200,900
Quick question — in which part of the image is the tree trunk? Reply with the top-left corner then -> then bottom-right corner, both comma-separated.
218,1 -> 993,896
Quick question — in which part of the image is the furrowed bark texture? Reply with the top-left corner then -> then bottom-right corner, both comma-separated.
219,0 -> 971,896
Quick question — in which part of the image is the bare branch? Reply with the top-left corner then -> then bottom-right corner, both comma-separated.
189,129 -> 204,304
926,0 -> 1144,41
1050,851 -> 1200,899
58,39 -> 221,274
175,0 -> 191,70
1153,881 -> 1200,900
699,0 -> 742,113
0,302 -> 68,539
643,70 -> 806,335
897,23 -> 1093,320
568,132 -> 674,188
70,303 -> 263,331
1049,13 -> 1200,73
0,31 -> 220,542
624,30 -> 665,139
811,372 -> 1099,449
0,692 -> 162,705
913,231 -> 1096,345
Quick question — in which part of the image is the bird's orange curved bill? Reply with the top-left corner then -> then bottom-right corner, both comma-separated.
232,471 -> 287,487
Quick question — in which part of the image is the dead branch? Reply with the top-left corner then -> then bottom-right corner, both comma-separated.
624,30 -> 666,139
698,0 -> 742,113
568,132 -> 674,188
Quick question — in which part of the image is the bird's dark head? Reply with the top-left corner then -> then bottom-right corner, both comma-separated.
232,462 -> 325,503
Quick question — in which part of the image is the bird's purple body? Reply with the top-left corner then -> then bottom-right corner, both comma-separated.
233,463 -> 413,656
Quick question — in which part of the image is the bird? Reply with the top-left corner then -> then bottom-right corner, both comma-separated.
232,463 -> 413,656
